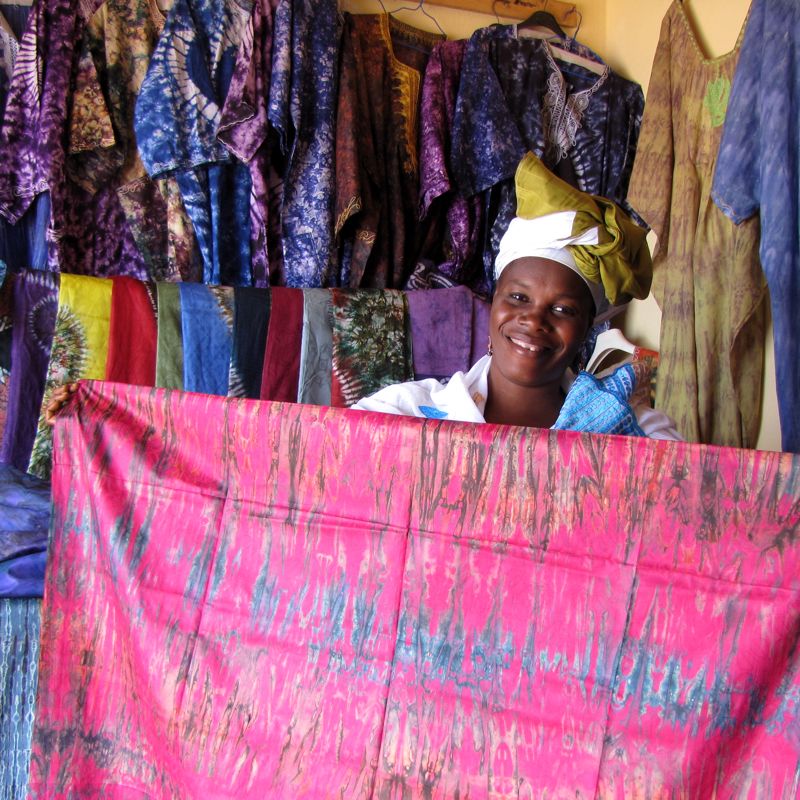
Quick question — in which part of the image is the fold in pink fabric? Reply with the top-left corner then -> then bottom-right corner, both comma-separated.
33,381 -> 800,798
105,276 -> 157,386
260,286 -> 303,402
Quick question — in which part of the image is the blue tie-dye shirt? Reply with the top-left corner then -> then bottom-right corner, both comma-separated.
135,0 -> 252,286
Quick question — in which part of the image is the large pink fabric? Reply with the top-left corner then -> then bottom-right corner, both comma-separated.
32,381 -> 800,798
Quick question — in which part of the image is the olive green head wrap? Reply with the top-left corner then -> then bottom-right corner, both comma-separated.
496,153 -> 652,320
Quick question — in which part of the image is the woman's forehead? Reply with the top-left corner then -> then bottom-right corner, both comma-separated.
498,257 -> 592,297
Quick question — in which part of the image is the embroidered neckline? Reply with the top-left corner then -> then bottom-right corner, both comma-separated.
379,14 -> 442,178
541,42 -> 609,163
673,0 -> 750,66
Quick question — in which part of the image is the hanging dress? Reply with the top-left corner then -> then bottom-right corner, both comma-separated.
628,1 -> 766,448
135,0 -> 253,286
712,0 -> 800,453
335,13 -> 443,288
68,0 -> 203,282
267,0 -> 339,287
416,39 -> 485,293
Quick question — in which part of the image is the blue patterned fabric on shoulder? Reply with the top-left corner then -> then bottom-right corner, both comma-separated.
553,363 -> 645,436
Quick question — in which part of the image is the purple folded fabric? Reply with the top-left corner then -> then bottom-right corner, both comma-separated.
406,286 -> 474,379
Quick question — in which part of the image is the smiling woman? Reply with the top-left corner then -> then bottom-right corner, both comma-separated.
353,153 -> 682,440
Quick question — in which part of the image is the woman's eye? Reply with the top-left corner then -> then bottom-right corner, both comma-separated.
553,304 -> 577,316
509,292 -> 528,302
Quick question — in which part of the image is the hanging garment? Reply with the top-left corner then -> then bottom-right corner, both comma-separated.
628,2 -> 766,449
135,0 -> 252,286
0,271 -> 58,471
105,276 -> 157,386
452,25 -> 644,287
0,598 -> 40,800
218,0 -> 278,288
179,284 -> 233,396
712,0 -> 800,453
260,286 -> 302,402
330,288 -> 413,407
28,273 -> 112,479
0,0 -> 146,278
417,39 -> 485,292
335,13 -> 443,288
68,0 -> 201,282
154,282 -> 183,390
297,288 -> 333,406
0,0 -> 80,239
267,0 -> 339,287
228,286 -> 270,399
29,380 -> 800,797
0,6 -> 49,276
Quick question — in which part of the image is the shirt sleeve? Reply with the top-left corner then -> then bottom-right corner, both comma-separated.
626,11 -> 675,255
711,3 -> 764,224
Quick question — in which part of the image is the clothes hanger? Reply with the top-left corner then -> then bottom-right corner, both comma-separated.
518,8 -> 567,38
371,0 -> 446,39
387,0 -> 447,39
516,1 -> 604,75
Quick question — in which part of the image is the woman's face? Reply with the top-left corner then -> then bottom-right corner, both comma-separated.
489,257 -> 595,392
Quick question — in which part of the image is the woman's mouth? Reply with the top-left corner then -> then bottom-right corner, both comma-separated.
508,335 -> 549,354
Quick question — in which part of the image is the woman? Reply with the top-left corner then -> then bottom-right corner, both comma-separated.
353,154 -> 680,440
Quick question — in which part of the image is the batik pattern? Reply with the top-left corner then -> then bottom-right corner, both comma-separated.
330,288 -> 413,407
28,273 -> 112,479
417,39 -> 485,292
712,0 -> 800,452
267,0 -> 339,287
335,14 -> 443,289
0,270 -> 58,471
135,0 -> 252,285
452,24 -> 644,288
0,598 -> 40,800
28,381 -> 800,797
218,0 -> 277,288
67,0 -> 193,282
628,1 -> 765,448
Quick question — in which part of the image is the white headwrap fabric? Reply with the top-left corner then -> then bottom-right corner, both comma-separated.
495,212 -> 622,323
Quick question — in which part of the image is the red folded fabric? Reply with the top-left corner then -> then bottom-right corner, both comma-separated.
105,277 -> 157,386
260,286 -> 303,402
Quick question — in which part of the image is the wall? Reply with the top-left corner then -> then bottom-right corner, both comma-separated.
341,0 -> 781,451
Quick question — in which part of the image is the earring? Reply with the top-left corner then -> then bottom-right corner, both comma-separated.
487,337 -> 493,356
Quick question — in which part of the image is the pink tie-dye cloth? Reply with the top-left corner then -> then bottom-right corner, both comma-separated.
31,381 -> 800,798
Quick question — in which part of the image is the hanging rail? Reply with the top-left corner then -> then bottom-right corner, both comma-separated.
424,0 -> 579,26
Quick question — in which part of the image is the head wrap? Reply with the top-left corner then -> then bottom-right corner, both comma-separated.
495,153 -> 652,323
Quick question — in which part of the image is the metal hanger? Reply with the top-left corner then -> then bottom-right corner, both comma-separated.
388,0 -> 447,38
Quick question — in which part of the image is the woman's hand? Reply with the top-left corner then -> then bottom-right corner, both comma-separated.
44,383 -> 78,426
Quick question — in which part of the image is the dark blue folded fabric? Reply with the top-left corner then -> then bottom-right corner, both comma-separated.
0,551 -> 46,598
0,464 -> 50,598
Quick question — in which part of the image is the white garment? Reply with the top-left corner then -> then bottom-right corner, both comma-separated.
352,355 -> 682,440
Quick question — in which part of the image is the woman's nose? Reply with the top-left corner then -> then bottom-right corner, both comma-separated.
519,304 -> 551,329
